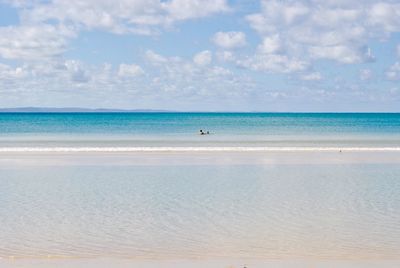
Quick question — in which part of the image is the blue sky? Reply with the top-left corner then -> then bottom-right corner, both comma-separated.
0,0 -> 400,111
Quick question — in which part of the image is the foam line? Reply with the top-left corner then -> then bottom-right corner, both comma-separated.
1,147 -> 400,152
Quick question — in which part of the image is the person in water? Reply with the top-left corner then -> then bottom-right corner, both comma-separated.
199,130 -> 210,135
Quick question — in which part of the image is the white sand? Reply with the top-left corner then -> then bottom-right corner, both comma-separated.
1,258 -> 400,268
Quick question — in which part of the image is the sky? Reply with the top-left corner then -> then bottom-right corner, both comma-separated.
0,0 -> 400,111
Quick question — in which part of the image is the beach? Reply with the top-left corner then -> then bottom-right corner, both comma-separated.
2,258 -> 400,268
2,0 -> 400,264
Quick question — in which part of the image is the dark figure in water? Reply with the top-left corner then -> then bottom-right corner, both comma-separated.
199,130 -> 210,135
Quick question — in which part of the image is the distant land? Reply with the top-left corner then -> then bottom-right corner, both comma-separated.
1,108 -> 396,113
0,107 -> 172,113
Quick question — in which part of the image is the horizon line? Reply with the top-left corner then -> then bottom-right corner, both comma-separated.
0,107 -> 400,113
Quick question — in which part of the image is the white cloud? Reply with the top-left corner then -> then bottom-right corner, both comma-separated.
0,50 -> 254,109
237,54 -> 309,73
386,62 -> 400,80
193,50 -> 212,66
216,51 -> 235,62
309,45 -> 374,64
145,50 -> 168,65
300,72 -> 322,81
164,0 -> 229,21
368,2 -> 400,33
64,60 -> 90,83
1,0 -> 400,110
257,35 -> 282,54
235,29 -> 308,73
212,31 -> 246,49
143,51 -> 253,105
0,24 -> 74,60
0,0 -> 230,61
246,0 -> 400,65
20,0 -> 229,35
0,63 -> 29,79
118,64 -> 144,77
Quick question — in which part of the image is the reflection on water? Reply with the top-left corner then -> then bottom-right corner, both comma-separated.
1,163 -> 400,259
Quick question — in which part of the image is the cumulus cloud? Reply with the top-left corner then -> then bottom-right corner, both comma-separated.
0,0 -> 230,61
235,28 -> 308,73
257,34 -> 282,54
245,0 -> 400,66
0,24 -> 74,60
212,31 -> 246,49
216,51 -> 235,62
165,0 -> 229,21
64,60 -> 90,83
0,63 -> 28,79
145,50 -> 168,65
237,53 -> 309,73
142,51 -> 253,105
193,50 -> 212,66
309,46 -> 374,64
118,64 -> 145,77
20,0 -> 229,35
1,0 -> 400,110
368,2 -> 400,33
300,72 -> 322,81
0,51 -> 254,109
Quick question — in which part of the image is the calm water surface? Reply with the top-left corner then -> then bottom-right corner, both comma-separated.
1,159 -> 400,259
0,113 -> 399,147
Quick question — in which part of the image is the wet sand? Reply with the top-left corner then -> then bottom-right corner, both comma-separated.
1,258 -> 400,268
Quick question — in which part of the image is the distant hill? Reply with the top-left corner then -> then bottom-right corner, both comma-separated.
0,107 -> 172,113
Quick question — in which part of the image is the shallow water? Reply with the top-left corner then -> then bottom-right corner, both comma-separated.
1,155 -> 400,260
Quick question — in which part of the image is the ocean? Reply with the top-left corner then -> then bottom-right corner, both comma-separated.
1,113 -> 400,267
0,112 -> 400,149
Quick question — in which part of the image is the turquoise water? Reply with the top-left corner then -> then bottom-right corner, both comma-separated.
1,113 -> 400,261
1,156 -> 400,259
1,113 -> 400,135
0,113 -> 400,148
